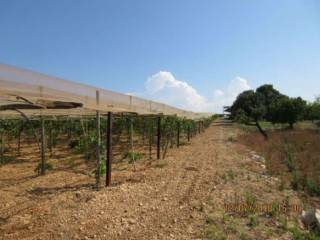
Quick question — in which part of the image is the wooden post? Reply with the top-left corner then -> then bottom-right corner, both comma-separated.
148,118 -> 153,160
95,111 -> 101,190
17,121 -> 23,156
106,112 -> 113,187
129,117 -> 134,162
0,131 -> 4,163
187,125 -> 190,142
40,116 -> 45,175
157,116 -> 161,160
198,121 -> 201,134
49,122 -> 53,155
177,120 -> 180,148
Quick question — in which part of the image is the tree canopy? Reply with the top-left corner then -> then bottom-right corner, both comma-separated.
230,84 -> 310,138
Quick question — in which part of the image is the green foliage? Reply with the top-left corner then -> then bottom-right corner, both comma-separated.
124,151 -> 143,164
74,131 -> 103,160
204,222 -> 227,240
304,179 -> 320,197
270,97 -> 307,128
282,141 -> 297,172
289,226 -> 320,240
247,214 -> 258,227
230,85 -> 308,134
307,96 -> 320,121
244,191 -> 257,214
231,90 -> 261,121
231,85 -> 285,122
234,109 -> 251,124
92,160 -> 106,177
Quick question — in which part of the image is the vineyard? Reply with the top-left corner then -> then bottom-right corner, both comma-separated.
0,63 -> 215,189
0,64 -> 221,238
0,114 -> 215,188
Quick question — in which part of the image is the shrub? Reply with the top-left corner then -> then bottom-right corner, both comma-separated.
304,179 -> 320,197
92,160 -> 106,177
123,152 -> 143,164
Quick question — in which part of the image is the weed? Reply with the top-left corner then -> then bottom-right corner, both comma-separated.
124,152 -> 143,164
247,214 -> 258,227
92,160 -> 106,177
205,224 -> 227,240
304,179 -> 320,197
245,191 -> 256,214
270,201 -> 280,217
283,141 -> 297,172
290,226 -> 307,240
227,170 -> 236,180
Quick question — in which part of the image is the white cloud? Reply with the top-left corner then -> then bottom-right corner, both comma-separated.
140,71 -> 251,113
144,71 -> 207,111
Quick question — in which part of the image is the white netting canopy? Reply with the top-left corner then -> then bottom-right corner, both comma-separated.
0,64 -> 212,120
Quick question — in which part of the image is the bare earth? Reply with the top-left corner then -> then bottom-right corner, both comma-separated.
0,121 -> 301,239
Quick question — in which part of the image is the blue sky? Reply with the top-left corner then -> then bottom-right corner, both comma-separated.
0,0 -> 320,112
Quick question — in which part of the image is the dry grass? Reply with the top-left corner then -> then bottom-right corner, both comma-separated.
238,126 -> 320,208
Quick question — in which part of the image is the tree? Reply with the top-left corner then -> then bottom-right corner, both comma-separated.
269,97 -> 307,128
230,90 -> 268,139
307,96 -> 320,121
255,84 -> 285,121
230,84 -> 307,138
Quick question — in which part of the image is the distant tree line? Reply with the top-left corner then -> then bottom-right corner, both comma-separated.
229,84 -> 320,139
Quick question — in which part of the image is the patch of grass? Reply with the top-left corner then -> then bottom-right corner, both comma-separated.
247,214 -> 258,227
283,140 -> 297,172
289,226 -> 320,240
291,227 -> 305,240
304,179 -> 320,197
205,223 -> 227,240
244,191 -> 256,214
123,152 -> 143,164
270,201 -> 280,217
221,170 -> 237,183
227,170 -> 237,180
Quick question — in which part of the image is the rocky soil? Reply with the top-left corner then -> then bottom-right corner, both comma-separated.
0,120 -> 307,239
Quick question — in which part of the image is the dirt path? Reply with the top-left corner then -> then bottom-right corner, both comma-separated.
0,121 -> 301,239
